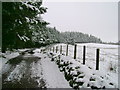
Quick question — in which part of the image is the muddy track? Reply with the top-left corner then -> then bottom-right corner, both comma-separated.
2,52 -> 46,89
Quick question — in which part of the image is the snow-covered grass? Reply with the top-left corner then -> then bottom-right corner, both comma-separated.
2,48 -> 71,88
6,61 -> 27,82
0,47 -> 45,73
33,51 -> 71,88
0,50 -> 20,89
0,49 -> 30,71
1,43 -> 118,89
48,43 -> 118,89
0,52 -> 19,71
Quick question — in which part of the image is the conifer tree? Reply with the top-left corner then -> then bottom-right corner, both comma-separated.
2,1 -> 47,52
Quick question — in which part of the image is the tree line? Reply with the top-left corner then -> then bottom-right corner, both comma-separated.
2,1 -> 102,53
60,32 -> 102,44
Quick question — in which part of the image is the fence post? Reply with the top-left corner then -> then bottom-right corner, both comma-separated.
74,44 -> 77,59
56,46 -> 58,53
83,46 -> 86,65
53,47 -> 54,52
60,45 -> 62,54
96,48 -> 100,70
66,44 -> 68,56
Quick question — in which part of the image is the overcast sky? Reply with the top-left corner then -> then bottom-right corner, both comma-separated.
42,1 -> 118,42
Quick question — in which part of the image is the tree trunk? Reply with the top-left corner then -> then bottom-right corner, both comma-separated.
2,46 -> 6,53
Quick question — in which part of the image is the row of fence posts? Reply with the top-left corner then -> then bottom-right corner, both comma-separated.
50,44 -> 100,70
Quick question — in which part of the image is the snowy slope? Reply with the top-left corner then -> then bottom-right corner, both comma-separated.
49,43 -> 118,89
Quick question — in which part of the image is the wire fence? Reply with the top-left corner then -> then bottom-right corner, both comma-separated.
48,44 -> 118,70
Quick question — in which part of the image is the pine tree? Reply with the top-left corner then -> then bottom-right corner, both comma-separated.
2,1 -> 47,52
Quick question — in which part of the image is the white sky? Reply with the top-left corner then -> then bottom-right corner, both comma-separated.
42,0 -> 118,42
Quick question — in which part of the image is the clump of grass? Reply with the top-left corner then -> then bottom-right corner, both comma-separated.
108,61 -> 117,73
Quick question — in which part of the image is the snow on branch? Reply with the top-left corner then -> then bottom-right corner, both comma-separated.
17,34 -> 30,42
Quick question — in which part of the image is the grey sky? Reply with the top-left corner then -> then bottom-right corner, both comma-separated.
42,1 -> 118,42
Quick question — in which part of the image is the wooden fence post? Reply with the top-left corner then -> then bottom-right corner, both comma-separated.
74,44 -> 77,59
66,44 -> 68,56
60,45 -> 62,54
53,47 -> 54,52
56,46 -> 58,53
83,46 -> 86,65
96,48 -> 100,70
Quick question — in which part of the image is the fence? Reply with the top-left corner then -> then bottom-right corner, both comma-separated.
49,44 -> 112,70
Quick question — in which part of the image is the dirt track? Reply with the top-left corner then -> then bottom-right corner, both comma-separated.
2,52 -> 46,88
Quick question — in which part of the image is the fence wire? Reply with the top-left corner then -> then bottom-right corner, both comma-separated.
49,44 -> 118,61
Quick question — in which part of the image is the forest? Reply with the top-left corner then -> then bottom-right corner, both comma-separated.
2,1 -> 102,53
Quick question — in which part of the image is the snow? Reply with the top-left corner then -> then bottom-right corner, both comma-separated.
18,48 -> 29,52
6,61 -> 26,82
19,20 -> 22,24
19,6 -> 23,10
1,43 -> 119,89
21,36 -> 27,42
33,51 -> 71,88
0,58 -> 8,72
49,43 -> 118,88
0,52 -> 19,70
17,34 -> 22,40
24,36 -> 30,41
0,51 -> 20,80
25,17 -> 30,23
0,49 -> 28,71
17,34 -> 30,42
22,2 -> 40,14
1,48 -> 71,88
3,52 -> 19,60
41,55 -> 70,88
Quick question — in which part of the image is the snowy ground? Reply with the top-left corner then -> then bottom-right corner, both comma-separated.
0,51 -> 20,72
0,43 -> 119,89
50,43 -> 119,89
33,51 -> 70,88
1,48 -> 70,88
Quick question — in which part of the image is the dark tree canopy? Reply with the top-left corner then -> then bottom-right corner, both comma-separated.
2,2 -> 103,53
60,32 -> 102,44
2,1 -> 48,52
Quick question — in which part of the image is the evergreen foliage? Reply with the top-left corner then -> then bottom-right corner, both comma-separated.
2,1 -> 48,52
2,2 -> 102,52
61,32 -> 102,44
